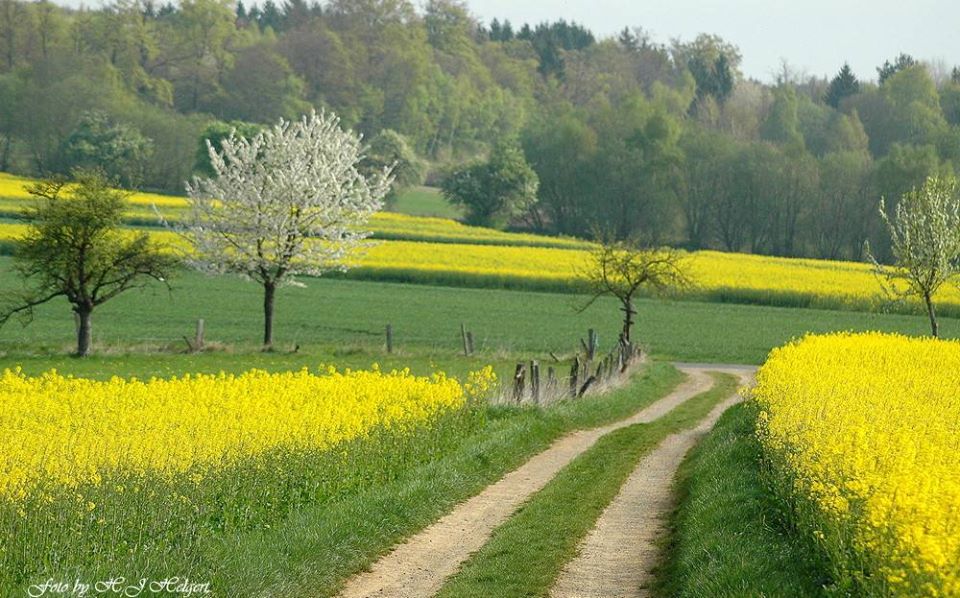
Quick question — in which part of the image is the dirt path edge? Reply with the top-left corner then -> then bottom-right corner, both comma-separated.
549,370 -> 755,598
333,368 -> 717,598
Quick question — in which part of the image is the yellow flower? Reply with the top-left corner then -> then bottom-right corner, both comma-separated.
2,170 -> 959,315
0,365 -> 495,501
753,332 -> 960,596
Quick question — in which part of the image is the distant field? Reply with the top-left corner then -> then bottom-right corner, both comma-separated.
0,219 -> 949,317
352,241 -> 951,316
0,173 -> 584,249
1,171 -> 953,318
1,258 -> 956,378
389,185 -> 464,219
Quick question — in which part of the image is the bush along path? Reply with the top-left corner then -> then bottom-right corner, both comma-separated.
335,368 -> 716,598
550,369 -> 754,598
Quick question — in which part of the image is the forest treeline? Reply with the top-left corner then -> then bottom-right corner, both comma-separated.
1,0 -> 960,260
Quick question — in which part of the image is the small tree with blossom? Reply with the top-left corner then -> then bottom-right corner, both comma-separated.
868,175 -> 960,338
183,110 -> 392,348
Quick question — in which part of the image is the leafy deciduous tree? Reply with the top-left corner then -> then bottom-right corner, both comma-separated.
579,236 -> 691,344
0,170 -> 177,355
217,43 -> 310,123
60,110 -> 154,187
361,128 -> 423,203
441,141 -> 538,227
761,85 -> 805,150
521,112 -> 597,234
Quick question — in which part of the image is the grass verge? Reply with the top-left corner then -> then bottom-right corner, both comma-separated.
203,362 -> 685,596
653,402 -> 830,597
433,372 -> 738,598
3,263 -> 958,372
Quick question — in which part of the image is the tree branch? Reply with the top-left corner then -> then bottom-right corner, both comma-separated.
0,289 -> 66,327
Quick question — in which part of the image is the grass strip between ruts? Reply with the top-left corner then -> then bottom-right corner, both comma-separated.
434,372 -> 738,598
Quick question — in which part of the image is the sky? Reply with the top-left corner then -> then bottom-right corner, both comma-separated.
458,0 -> 960,83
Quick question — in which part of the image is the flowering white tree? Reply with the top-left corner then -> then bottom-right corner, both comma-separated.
184,110 -> 392,348
869,175 -> 960,338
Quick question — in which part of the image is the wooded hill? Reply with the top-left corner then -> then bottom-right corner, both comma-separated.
1,0 -> 959,260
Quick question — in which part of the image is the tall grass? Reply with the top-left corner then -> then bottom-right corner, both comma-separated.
0,366 -> 487,595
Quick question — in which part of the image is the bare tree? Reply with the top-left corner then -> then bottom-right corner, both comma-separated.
579,236 -> 692,345
182,110 -> 392,349
869,176 -> 960,338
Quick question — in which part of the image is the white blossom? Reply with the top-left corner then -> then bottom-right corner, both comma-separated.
869,176 -> 960,337
176,109 -> 392,346
182,109 -> 392,287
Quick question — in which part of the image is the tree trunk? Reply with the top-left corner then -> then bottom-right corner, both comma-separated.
925,292 -> 939,338
263,281 -> 276,349
76,306 -> 93,357
620,296 -> 636,344
0,135 -> 10,172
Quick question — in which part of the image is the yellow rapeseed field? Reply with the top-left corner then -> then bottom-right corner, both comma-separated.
753,333 -> 960,596
369,211 -> 588,248
0,218 -> 952,313
0,171 -> 186,208
2,170 -> 952,312
358,241 -> 955,311
0,365 -> 495,501
0,172 -> 582,248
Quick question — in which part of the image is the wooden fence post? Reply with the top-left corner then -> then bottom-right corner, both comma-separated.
461,323 -> 470,357
587,329 -> 598,361
579,374 -> 597,397
386,324 -> 393,354
195,319 -> 205,351
618,336 -> 635,372
569,355 -> 580,398
530,360 -> 541,404
547,366 -> 556,397
513,363 -> 526,403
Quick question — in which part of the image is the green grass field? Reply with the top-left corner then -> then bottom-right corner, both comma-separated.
389,186 -> 463,219
1,261 -> 956,376
1,257 -> 956,379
